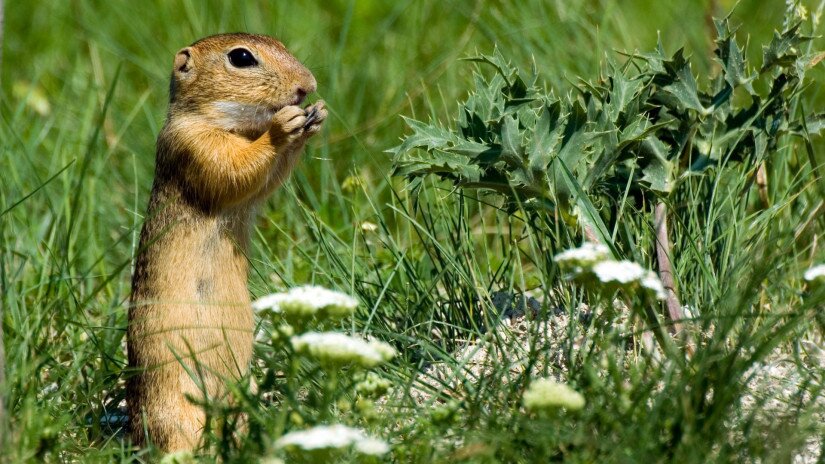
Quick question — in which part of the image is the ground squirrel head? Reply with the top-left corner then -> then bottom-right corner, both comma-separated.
169,32 -> 316,137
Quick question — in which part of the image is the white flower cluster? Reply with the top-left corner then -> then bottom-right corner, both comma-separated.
291,331 -> 397,368
554,242 -> 610,272
523,378 -> 585,412
554,243 -> 665,299
593,260 -> 666,300
253,285 -> 359,321
803,264 -> 825,283
275,424 -> 390,456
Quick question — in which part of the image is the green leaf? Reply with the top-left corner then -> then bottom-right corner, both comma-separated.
713,17 -> 753,91
760,23 -> 813,73
395,118 -> 460,154
392,148 -> 483,183
790,113 -> 825,136
463,48 -> 517,88
662,49 -> 708,114
500,114 -> 522,162
528,101 -> 562,171
637,34 -> 668,74
552,100 -> 592,197
557,99 -> 589,165
557,160 -> 615,249
639,136 -> 674,193
753,131 -> 768,160
606,68 -> 643,122
585,116 -> 672,190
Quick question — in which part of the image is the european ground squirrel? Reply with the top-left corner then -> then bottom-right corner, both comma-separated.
128,33 -> 326,451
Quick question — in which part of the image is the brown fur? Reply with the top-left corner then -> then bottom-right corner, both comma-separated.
128,33 -> 326,451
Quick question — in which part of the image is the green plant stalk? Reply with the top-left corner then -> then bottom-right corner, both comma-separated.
277,352 -> 303,437
322,368 -> 338,422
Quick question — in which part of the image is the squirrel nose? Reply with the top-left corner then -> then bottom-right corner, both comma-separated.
295,88 -> 307,105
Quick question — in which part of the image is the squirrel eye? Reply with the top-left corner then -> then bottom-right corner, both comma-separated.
227,48 -> 258,68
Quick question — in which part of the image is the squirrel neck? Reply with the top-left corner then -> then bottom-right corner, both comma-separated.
146,177 -> 256,253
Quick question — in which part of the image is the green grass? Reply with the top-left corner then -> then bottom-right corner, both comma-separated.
2,0 -> 825,462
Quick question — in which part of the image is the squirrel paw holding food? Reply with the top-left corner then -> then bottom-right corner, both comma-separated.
128,33 -> 324,451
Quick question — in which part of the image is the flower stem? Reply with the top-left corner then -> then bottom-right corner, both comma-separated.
322,368 -> 338,422
654,202 -> 690,349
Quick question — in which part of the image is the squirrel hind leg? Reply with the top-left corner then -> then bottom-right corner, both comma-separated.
130,370 -> 206,452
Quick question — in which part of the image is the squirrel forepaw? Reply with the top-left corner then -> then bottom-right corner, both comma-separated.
302,100 -> 327,136
270,100 -> 326,144
271,106 -> 308,143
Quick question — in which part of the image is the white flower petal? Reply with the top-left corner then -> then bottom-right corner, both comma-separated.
251,293 -> 289,312
592,260 -> 646,284
275,424 -> 389,456
276,424 -> 364,451
355,436 -> 390,455
252,286 -> 359,320
803,264 -> 825,282
641,271 -> 666,300
554,242 -> 610,267
291,332 -> 395,367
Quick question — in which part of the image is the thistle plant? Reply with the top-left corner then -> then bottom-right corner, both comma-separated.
391,16 -> 824,354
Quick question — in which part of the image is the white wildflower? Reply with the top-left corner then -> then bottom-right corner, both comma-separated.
354,436 -> 391,456
252,285 -> 359,320
360,221 -> 378,232
291,332 -> 396,368
803,264 -> 825,282
276,424 -> 363,451
682,304 -> 699,319
369,339 -> 398,361
554,242 -> 610,271
275,424 -> 389,456
593,260 -> 646,284
640,271 -> 667,300
523,378 -> 585,412
591,260 -> 667,299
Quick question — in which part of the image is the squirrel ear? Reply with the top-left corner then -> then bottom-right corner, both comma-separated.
170,48 -> 194,101
174,48 -> 193,75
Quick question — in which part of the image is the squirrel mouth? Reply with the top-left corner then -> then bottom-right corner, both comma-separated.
213,98 -> 311,137
271,94 -> 307,113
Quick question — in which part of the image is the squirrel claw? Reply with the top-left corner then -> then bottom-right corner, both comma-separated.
304,106 -> 319,128
302,101 -> 327,133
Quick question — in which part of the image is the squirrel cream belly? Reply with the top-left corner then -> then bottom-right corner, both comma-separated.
128,33 -> 327,451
